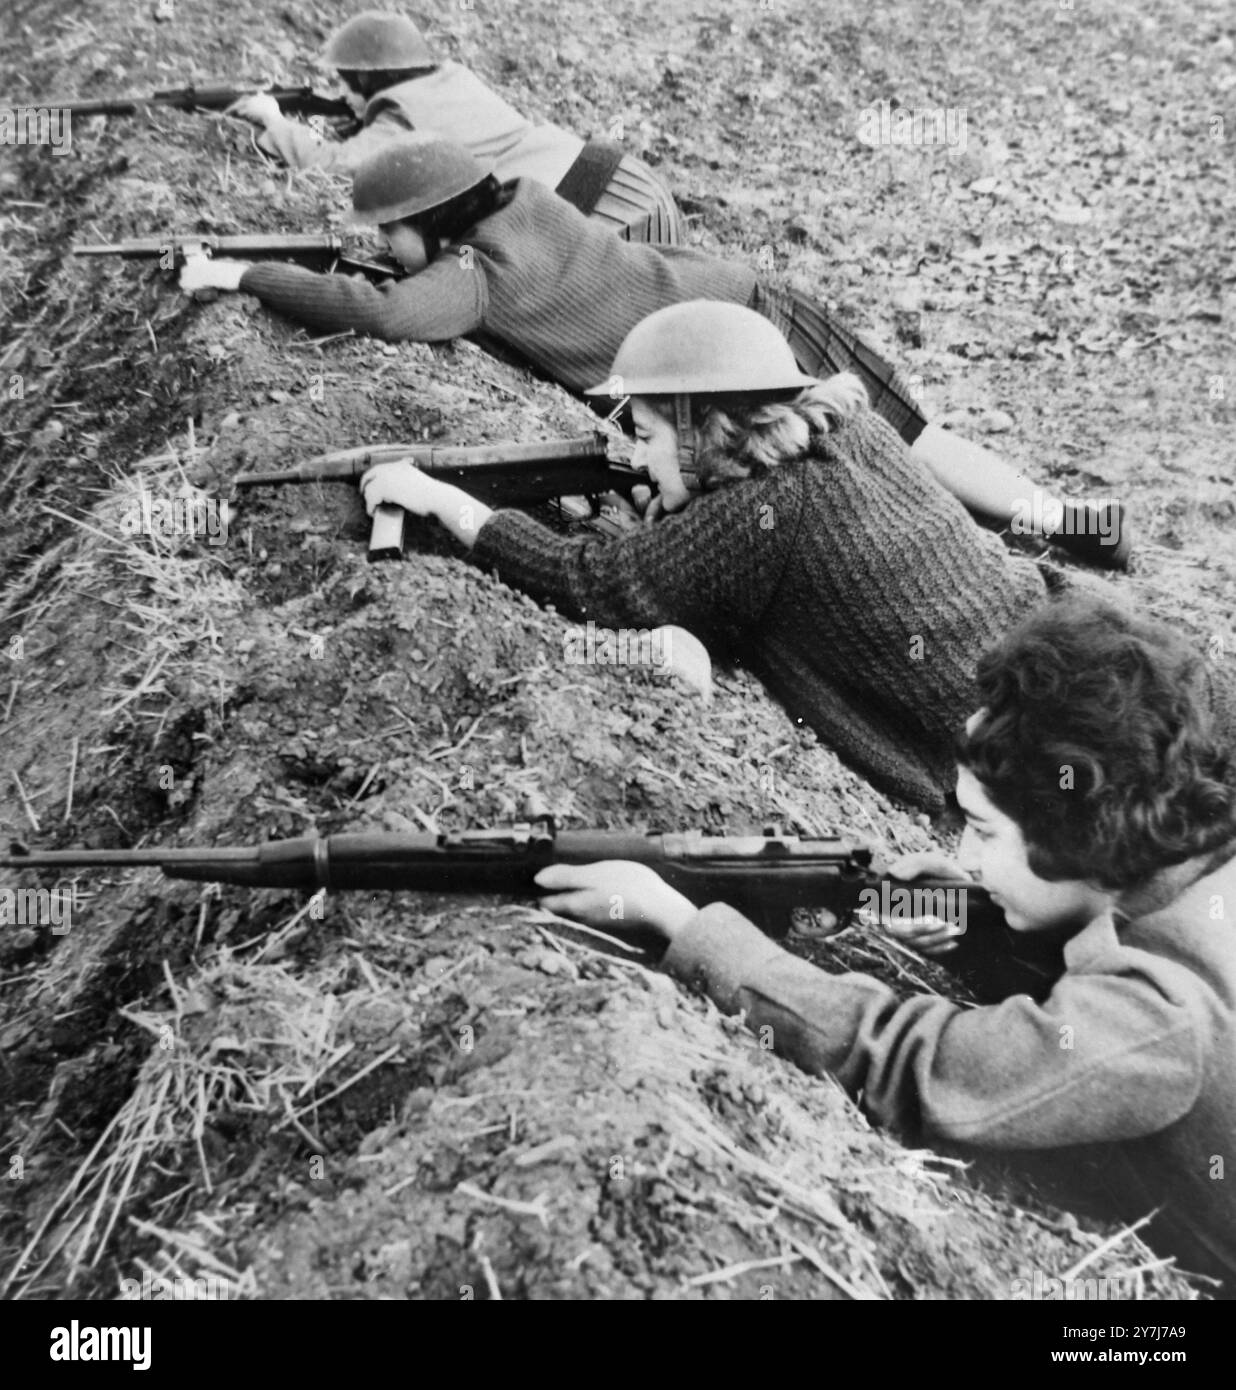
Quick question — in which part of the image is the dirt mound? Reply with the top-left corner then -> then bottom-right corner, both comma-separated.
0,496 -> 1194,1298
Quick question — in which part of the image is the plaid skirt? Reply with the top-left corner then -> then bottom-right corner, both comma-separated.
753,283 -> 928,445
591,153 -> 684,247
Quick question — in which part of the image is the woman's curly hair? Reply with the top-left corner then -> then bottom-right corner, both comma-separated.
959,595 -> 1236,890
648,372 -> 869,489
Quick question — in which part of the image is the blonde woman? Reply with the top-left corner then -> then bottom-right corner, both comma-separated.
358,301 -> 1049,812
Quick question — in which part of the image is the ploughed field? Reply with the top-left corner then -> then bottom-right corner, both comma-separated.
0,0 -> 1231,1299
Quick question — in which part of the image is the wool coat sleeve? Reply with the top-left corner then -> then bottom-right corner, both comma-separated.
469,466 -> 805,642
663,906 -> 1204,1149
238,252 -> 488,341
257,106 -> 414,173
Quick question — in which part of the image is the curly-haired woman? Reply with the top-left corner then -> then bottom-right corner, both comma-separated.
359,300 -> 1051,811
536,594 -> 1236,1293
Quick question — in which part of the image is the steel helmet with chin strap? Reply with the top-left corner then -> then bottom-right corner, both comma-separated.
325,12 -> 436,70
351,134 -> 492,225
585,300 -> 814,490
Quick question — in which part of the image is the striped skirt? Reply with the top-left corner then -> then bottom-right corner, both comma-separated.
592,153 -> 684,247
753,283 -> 928,445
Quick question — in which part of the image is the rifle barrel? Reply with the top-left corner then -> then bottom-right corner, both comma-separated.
74,233 -> 345,258
73,242 -> 158,257
0,845 -> 260,872
232,434 -> 636,500
28,98 -> 135,117
12,85 -> 356,120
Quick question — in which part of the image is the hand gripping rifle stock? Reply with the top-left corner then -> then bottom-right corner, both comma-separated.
231,433 -> 641,562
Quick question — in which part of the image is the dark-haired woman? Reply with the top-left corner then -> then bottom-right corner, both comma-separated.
182,133 -> 1129,569
536,594 -> 1236,1294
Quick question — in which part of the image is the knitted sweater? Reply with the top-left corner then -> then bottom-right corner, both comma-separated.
265,62 -> 583,186
239,178 -> 756,392
472,407 -> 1048,810
665,841 -> 1236,1291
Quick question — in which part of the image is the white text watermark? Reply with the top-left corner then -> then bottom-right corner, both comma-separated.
1,106 -> 72,156
857,100 -> 967,153
855,879 -> 969,932
1,885 -> 77,935
1010,491 -> 1121,546
563,621 -> 671,669
119,489 -> 230,546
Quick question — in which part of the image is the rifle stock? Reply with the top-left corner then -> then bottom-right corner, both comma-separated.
232,434 -> 641,562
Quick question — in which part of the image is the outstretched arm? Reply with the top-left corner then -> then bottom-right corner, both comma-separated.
663,903 -> 1201,1148
221,254 -> 488,342
358,461 -> 797,639
533,858 -> 1199,1149
462,467 -> 801,639
229,94 -> 412,173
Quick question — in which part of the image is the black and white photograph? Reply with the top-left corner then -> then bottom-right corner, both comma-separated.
0,0 -> 1231,1342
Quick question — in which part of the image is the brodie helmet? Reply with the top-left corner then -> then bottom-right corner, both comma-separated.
352,135 -> 492,225
585,301 -> 814,489
325,12 -> 436,71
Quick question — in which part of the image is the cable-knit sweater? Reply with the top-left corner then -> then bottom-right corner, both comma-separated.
471,406 -> 1048,810
238,178 -> 756,391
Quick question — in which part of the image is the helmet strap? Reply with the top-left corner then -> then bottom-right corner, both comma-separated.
674,394 -> 701,493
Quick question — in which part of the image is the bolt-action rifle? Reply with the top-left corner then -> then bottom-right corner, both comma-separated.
10,84 -> 359,129
73,233 -> 399,280
0,823 -> 1060,998
232,433 -> 643,561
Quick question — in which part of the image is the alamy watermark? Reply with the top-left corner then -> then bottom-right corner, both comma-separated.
120,1271 -> 240,1300
1,885 -> 77,935
856,100 -> 968,153
1010,1269 -> 1143,1300
119,488 -> 230,546
1,106 -> 72,156
855,879 -> 969,932
1010,491 -> 1121,547
563,621 -> 671,669
50,1323 -> 150,1370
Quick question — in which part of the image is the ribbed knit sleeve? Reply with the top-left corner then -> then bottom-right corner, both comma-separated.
472,466 -> 803,645
465,180 -> 759,392
238,254 -> 487,341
